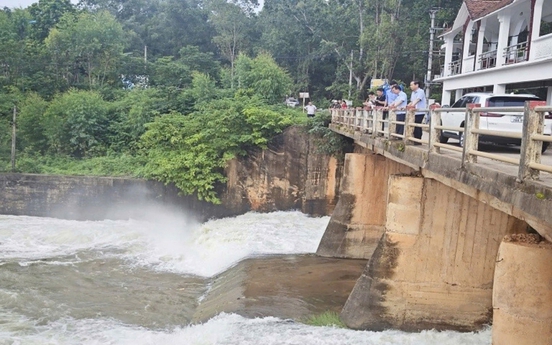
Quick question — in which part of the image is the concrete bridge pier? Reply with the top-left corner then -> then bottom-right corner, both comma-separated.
492,237 -> 552,345
337,170 -> 527,331
316,153 -> 414,259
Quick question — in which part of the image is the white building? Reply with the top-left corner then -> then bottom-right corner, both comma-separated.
435,0 -> 552,105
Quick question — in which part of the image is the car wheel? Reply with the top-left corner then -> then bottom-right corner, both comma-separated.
543,142 -> 549,154
439,133 -> 449,143
459,131 -> 464,148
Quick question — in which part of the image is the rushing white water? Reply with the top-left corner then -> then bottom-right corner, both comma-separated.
1,313 -> 491,345
0,211 -> 329,277
0,211 -> 492,344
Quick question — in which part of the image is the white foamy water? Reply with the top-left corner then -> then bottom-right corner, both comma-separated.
0,211 -> 329,277
0,313 -> 491,345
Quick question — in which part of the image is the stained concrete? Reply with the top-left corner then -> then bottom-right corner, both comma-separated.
192,254 -> 367,323
492,237 -> 552,345
341,176 -> 527,331
331,124 -> 552,241
316,153 -> 414,259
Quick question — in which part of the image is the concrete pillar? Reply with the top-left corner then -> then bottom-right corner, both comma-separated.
443,36 -> 454,76
492,238 -> 552,345
475,19 -> 487,70
442,90 -> 452,107
341,177 -> 527,331
529,0 -> 543,60
493,83 -> 506,94
546,86 -> 552,105
496,10 -> 512,67
455,89 -> 463,101
462,21 -> 475,73
316,152 -> 414,259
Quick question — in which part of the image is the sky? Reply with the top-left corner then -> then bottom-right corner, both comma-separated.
3,0 -> 40,8
3,0 -> 265,9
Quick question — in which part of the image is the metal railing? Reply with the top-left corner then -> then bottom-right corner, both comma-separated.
478,50 -> 497,70
330,100 -> 552,181
503,42 -> 528,65
448,60 -> 462,76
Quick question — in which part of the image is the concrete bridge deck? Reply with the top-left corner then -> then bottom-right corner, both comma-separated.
330,122 -> 552,241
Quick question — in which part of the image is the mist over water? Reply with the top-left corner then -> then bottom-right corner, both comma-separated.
0,210 -> 491,344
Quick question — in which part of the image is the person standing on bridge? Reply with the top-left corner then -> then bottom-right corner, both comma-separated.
388,85 -> 408,136
304,101 -> 317,118
407,80 -> 427,141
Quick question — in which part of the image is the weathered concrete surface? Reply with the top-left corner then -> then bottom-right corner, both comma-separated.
223,126 -> 346,216
341,177 -> 527,331
492,236 -> 552,345
0,127 -> 346,220
0,174 -> 225,221
192,254 -> 367,323
331,124 -> 552,241
316,153 -> 414,259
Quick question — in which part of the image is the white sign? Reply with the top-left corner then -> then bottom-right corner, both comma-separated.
299,92 -> 309,99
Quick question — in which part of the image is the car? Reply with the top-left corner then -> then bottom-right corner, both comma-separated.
285,97 -> 300,107
439,93 -> 552,152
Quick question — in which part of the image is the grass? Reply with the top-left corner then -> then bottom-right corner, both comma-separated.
303,311 -> 347,328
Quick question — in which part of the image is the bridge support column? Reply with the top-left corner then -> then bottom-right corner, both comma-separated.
316,153 -> 413,259
492,238 -> 552,345
341,177 -> 526,331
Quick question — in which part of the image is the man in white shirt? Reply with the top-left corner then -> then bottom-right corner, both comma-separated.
305,102 -> 317,117
408,80 -> 427,141
388,85 -> 408,135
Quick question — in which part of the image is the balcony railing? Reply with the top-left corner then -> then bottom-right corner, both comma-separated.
448,60 -> 462,76
478,50 -> 497,70
503,42 -> 528,65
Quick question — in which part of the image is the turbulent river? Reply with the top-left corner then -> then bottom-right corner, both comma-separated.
0,210 -> 490,344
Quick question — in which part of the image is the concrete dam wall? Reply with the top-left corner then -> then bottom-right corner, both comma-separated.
0,126 -> 345,221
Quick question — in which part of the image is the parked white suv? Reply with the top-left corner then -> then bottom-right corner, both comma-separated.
440,93 -> 552,152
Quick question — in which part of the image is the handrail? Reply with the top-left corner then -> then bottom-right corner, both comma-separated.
329,100 -> 552,181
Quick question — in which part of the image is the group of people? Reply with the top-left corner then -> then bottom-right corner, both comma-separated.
303,79 -> 428,141
361,80 -> 427,141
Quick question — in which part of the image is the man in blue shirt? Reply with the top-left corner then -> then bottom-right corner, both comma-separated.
408,80 -> 427,141
389,84 -> 408,135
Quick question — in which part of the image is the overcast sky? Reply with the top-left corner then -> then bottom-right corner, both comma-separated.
3,0 -> 264,9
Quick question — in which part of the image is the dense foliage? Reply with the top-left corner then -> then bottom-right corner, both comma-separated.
0,0 -> 462,201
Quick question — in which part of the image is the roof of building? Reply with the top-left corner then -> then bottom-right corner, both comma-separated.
464,0 -> 514,20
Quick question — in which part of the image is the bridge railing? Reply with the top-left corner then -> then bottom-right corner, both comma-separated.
330,100 -> 552,181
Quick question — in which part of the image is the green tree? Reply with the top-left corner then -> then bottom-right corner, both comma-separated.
17,93 -> 49,153
28,0 -> 75,41
44,89 -> 109,157
207,0 -> 253,89
45,10 -> 125,89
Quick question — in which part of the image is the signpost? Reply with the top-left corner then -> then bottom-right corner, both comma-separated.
299,92 -> 309,112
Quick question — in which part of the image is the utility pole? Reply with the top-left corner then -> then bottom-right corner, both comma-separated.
426,8 -> 440,99
144,45 -> 148,64
11,105 -> 16,172
348,50 -> 353,99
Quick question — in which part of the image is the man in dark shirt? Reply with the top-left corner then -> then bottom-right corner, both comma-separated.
374,88 -> 387,131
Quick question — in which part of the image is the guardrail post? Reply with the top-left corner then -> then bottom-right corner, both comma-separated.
388,110 -> 397,139
519,100 -> 546,181
372,109 -> 379,137
429,104 -> 441,154
404,107 -> 415,144
462,103 -> 480,167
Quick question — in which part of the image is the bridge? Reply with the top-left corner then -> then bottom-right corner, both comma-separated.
318,103 -> 552,344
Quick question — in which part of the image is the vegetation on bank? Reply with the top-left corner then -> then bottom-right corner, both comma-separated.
0,0 -> 462,202
303,311 -> 347,328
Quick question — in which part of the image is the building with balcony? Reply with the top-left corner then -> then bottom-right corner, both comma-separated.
435,0 -> 552,106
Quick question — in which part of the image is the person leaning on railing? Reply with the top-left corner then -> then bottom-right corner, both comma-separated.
407,80 -> 427,141
386,85 -> 408,136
